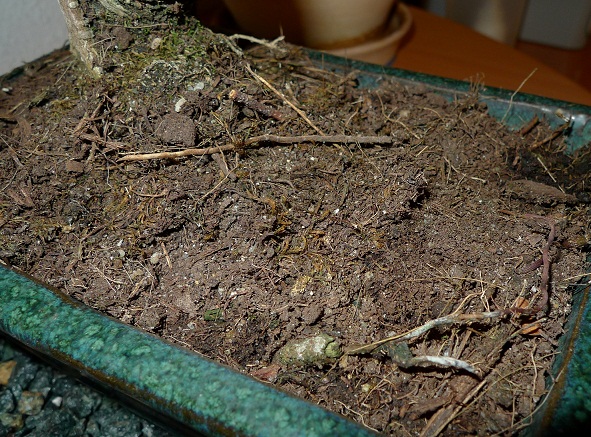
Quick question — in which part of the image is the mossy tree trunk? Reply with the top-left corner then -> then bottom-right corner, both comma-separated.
57,0 -> 183,75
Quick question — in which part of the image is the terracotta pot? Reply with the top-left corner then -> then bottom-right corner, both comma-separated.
222,0 -> 399,49
327,3 -> 412,65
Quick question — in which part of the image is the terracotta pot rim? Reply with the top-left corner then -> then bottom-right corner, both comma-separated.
327,3 -> 412,59
222,0 -> 400,48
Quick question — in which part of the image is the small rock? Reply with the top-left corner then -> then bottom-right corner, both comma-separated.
274,333 -> 342,367
91,398 -> 143,437
28,366 -> 53,396
7,359 -> 39,395
174,96 -> 187,112
149,252 -> 162,265
51,375 -> 74,397
250,364 -> 281,383
63,384 -> 102,418
142,421 -> 162,437
23,407 -> 79,435
138,307 -> 165,331
112,26 -> 133,50
301,306 -> 323,325
1,342 -> 15,361
0,390 -> 15,413
17,391 -> 45,415
50,396 -> 62,408
0,412 -> 23,431
0,361 -> 17,385
150,37 -> 162,50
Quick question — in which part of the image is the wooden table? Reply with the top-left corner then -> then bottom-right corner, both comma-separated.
393,6 -> 591,106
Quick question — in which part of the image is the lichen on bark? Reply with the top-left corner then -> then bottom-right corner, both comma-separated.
57,0 -> 192,76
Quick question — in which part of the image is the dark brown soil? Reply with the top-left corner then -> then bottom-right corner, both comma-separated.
1,23 -> 590,435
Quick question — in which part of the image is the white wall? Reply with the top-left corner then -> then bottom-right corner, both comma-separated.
423,0 -> 591,48
0,1 -> 68,75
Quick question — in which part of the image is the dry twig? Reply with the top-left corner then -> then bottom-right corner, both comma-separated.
228,34 -> 286,51
118,134 -> 398,162
501,68 -> 537,124
345,310 -> 505,356
245,64 -> 325,135
530,121 -> 571,150
347,213 -> 555,358
518,115 -> 540,136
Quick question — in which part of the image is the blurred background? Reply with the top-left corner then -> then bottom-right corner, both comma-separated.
2,0 -> 591,103
412,0 -> 591,94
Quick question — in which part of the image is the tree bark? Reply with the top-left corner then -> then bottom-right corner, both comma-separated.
56,0 -> 174,75
57,0 -> 102,75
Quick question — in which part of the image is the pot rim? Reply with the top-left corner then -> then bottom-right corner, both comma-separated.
327,3 -> 412,60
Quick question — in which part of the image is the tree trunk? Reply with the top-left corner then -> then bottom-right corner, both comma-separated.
56,0 -> 179,75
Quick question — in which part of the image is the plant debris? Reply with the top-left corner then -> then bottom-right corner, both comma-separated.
1,18 -> 591,436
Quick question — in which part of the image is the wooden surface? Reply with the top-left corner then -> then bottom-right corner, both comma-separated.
393,6 -> 591,106
516,37 -> 591,94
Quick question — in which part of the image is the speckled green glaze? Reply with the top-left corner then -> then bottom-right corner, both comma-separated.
525,279 -> 591,436
0,265 -> 376,436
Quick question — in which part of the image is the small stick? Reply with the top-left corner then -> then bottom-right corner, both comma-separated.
518,115 -> 539,136
345,310 -> 505,356
131,189 -> 168,198
211,152 -> 237,181
160,241 -> 172,270
530,121 -> 570,150
503,212 -> 556,315
79,133 -> 126,151
400,355 -> 478,375
118,143 -> 235,162
535,155 -> 559,185
228,34 -> 285,51
245,64 -> 325,135
229,89 -> 283,120
502,68 -> 537,124
421,378 -> 489,437
525,214 -> 555,314
118,134 -> 397,162
244,133 -> 396,146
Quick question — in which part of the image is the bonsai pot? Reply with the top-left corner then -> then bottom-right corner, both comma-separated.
2,54 -> 591,433
2,9 -> 591,434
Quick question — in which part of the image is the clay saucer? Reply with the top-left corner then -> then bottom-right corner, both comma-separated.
327,3 -> 412,65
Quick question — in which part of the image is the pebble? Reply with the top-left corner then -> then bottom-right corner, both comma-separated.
17,391 -> 44,415
0,336 -> 174,436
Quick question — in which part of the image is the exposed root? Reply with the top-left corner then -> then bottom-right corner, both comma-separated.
345,308 -> 506,356
344,213 -> 557,435
228,34 -> 286,52
509,213 -> 556,315
117,133 -> 399,162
